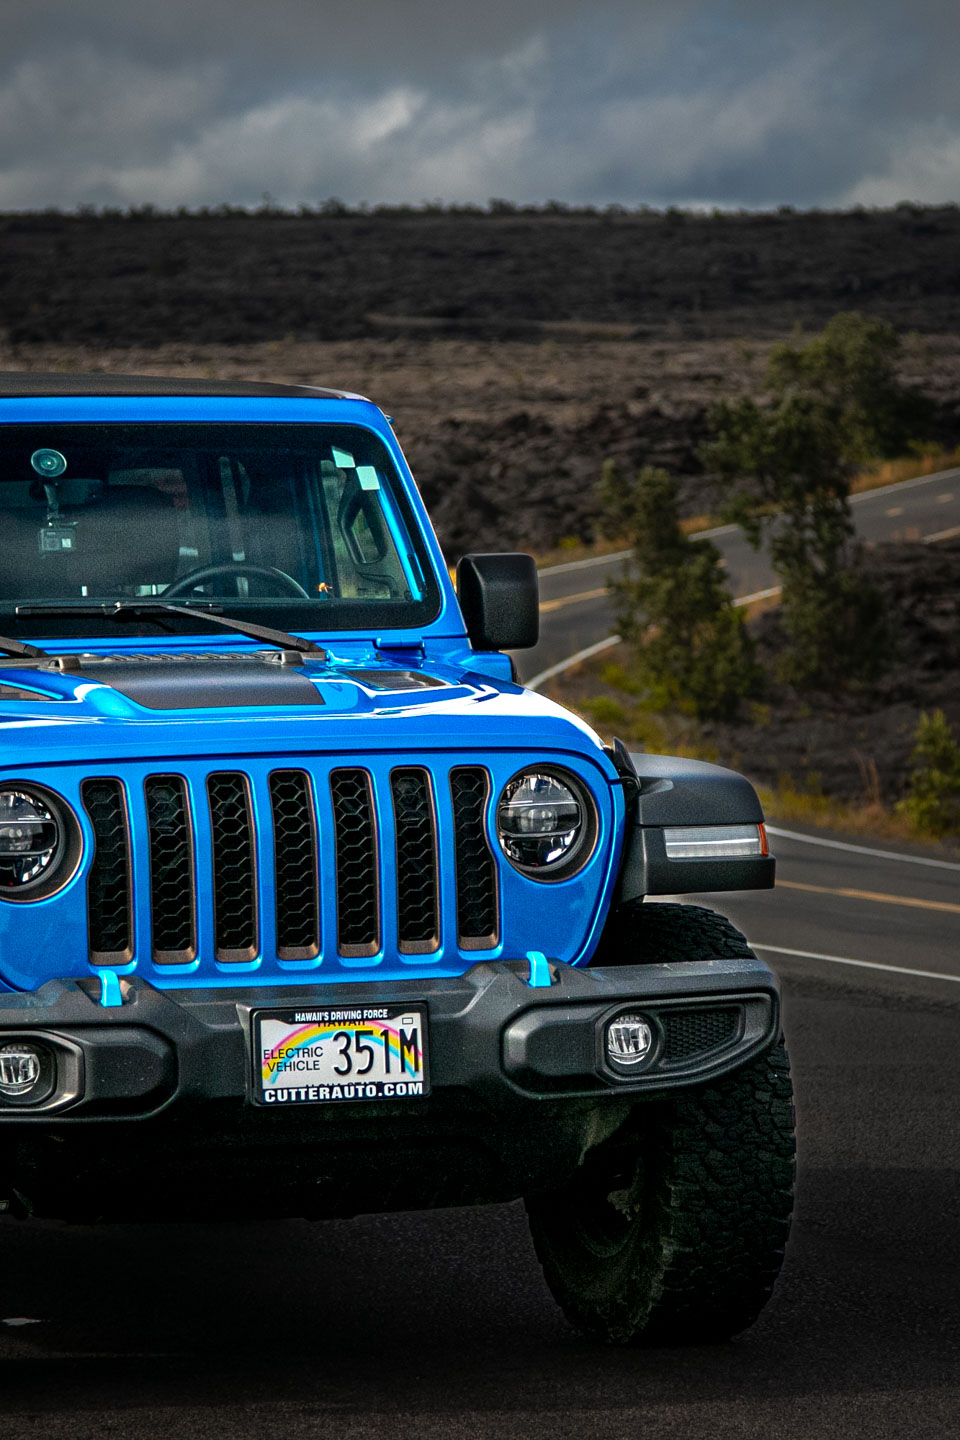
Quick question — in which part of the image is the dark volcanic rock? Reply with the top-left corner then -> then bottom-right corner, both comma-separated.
704,541 -> 960,804
410,401 -> 710,555
5,206 -> 960,347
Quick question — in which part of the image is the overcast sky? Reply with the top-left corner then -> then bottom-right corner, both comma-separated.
2,0 -> 959,212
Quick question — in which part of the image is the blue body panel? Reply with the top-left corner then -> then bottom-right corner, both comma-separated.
0,393 -> 623,993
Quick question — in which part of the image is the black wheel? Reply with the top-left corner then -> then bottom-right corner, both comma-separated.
527,905 -> 795,1345
593,900 -> 756,966
527,1042 -> 795,1345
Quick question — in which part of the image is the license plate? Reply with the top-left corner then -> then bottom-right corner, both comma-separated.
253,1004 -> 429,1106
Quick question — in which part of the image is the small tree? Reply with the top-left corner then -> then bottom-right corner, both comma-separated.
600,462 -> 760,721
766,310 -> 928,460
702,312 -> 921,689
896,710 -> 960,838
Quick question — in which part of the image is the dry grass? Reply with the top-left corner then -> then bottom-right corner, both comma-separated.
533,515 -> 717,568
850,445 -> 960,494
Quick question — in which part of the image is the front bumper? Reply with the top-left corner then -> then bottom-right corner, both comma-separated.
0,956 -> 780,1220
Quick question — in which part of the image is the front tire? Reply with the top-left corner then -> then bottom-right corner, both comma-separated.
527,905 -> 795,1345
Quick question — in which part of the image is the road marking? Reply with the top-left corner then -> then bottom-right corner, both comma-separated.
528,578 -> 783,688
766,825 -> 960,872
735,584 -> 782,606
537,467 -> 960,581
525,635 -> 622,690
849,464 -> 960,503
537,580 -> 781,616
937,492 -> 954,502
886,506 -> 903,516
529,468 -> 960,689
539,586 -> 608,614
537,521 -> 742,576
753,942 -> 960,985
777,878 -> 960,916
538,548 -> 632,577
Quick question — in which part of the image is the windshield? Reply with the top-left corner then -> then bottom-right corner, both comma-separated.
0,423 -> 440,640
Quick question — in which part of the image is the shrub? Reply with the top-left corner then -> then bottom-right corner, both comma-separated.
896,710 -> 960,838
599,462 -> 761,721
702,311 -> 925,689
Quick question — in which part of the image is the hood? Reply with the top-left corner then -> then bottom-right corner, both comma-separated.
0,649 -> 608,771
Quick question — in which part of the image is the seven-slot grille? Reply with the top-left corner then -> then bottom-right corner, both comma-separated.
83,763 -> 500,969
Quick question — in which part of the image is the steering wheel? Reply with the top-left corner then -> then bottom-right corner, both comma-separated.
164,562 -> 311,600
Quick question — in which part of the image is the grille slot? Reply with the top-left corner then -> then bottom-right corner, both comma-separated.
391,768 -> 439,954
331,769 -> 380,957
269,770 -> 320,960
661,1008 -> 739,1062
144,776 -> 196,962
81,778 -> 133,965
207,772 -> 259,961
451,767 -> 499,949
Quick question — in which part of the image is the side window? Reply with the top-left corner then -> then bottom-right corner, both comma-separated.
319,460 -> 403,600
342,487 -> 388,567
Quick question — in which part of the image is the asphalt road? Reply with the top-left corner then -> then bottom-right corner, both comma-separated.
520,465 -> 960,684
0,823 -> 957,1439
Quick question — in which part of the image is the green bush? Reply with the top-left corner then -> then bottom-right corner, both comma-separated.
896,710 -> 960,838
702,312 -> 922,689
599,462 -> 761,721
765,311 -> 929,461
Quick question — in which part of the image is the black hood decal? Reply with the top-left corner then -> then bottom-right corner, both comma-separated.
80,659 -> 324,710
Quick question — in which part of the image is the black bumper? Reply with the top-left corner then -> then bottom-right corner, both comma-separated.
0,957 -> 780,1220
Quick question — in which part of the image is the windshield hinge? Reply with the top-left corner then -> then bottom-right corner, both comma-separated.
375,637 -> 425,657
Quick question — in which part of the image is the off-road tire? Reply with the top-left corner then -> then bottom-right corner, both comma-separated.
596,900 -> 756,966
527,906 -> 795,1345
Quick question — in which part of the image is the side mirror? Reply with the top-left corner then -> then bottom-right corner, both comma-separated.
456,552 -> 539,650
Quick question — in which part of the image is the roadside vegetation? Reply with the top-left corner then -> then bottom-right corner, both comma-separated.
896,712 -> 960,838
582,312 -> 960,843
703,312 -> 925,689
598,462 -> 760,720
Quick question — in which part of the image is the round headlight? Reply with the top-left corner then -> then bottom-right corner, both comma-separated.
496,769 -> 596,879
0,785 -> 79,900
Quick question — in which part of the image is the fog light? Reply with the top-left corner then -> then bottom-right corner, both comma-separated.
0,1044 -> 44,1099
606,1013 -> 654,1067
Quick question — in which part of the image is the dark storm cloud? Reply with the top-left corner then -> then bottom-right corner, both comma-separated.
2,1 -> 959,210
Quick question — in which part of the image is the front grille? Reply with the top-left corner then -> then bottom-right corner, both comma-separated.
207,773 -> 258,961
81,758 -> 506,972
81,778 -> 132,964
330,769 -> 380,957
391,768 -> 439,954
270,770 -> 320,959
451,768 -> 499,949
144,776 -> 196,962
661,1008 -> 738,1062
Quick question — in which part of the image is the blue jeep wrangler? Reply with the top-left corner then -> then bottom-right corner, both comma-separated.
0,373 -> 794,1345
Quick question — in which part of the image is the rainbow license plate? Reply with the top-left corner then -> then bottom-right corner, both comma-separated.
254,1005 -> 429,1106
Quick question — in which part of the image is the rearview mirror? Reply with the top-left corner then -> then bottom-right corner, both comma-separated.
456,552 -> 539,650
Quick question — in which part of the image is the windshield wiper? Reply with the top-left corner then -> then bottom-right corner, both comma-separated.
15,602 -> 327,660
0,633 -> 48,659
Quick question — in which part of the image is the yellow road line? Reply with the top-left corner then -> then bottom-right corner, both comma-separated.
778,878 -> 960,916
539,586 -> 608,614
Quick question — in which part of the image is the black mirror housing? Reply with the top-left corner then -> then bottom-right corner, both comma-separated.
456,553 -> 539,651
